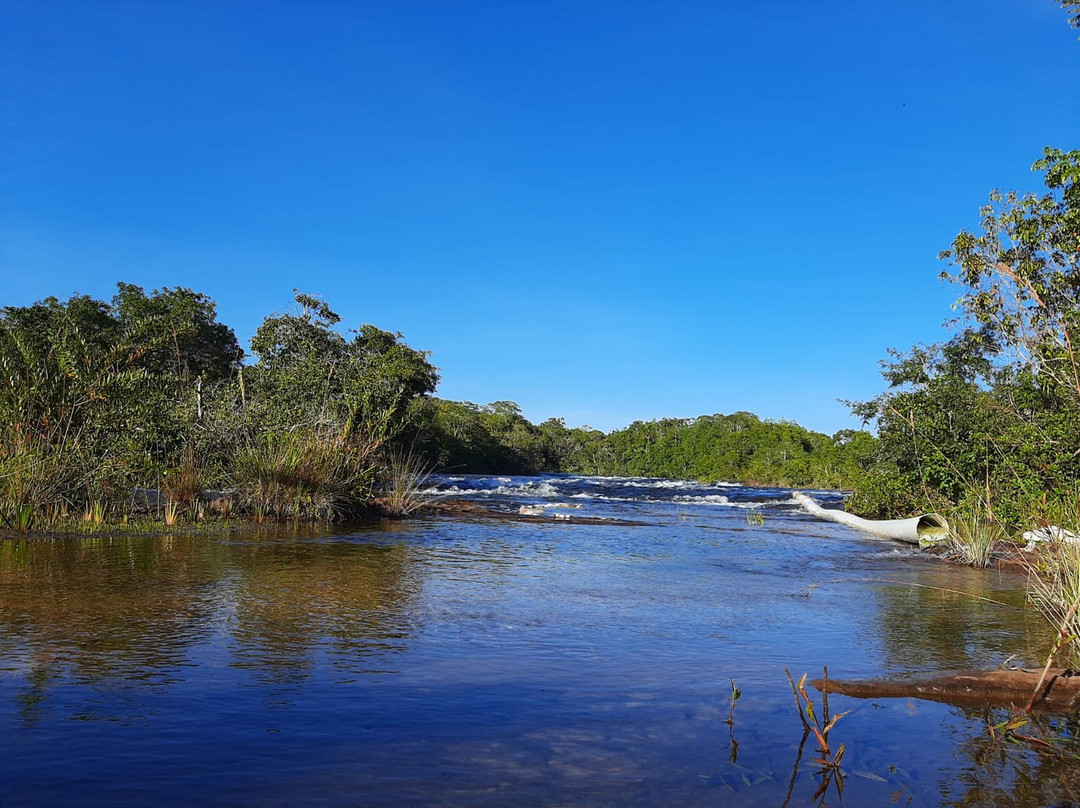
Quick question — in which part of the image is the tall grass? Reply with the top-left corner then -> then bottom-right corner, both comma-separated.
231,429 -> 376,521
0,433 -> 82,531
946,509 -> 1005,567
377,448 -> 436,518
1026,537 -> 1080,667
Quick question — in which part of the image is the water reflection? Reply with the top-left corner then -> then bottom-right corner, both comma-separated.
869,564 -> 1050,674
1,481 -> 1077,808
0,536 -> 224,688
227,539 -> 418,683
941,708 -> 1080,807
0,531 -> 420,714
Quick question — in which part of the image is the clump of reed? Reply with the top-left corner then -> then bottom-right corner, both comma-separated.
0,434 -> 81,532
946,508 -> 1006,567
160,442 -> 209,525
231,429 -> 376,521
375,447 -> 436,518
1026,536 -> 1080,668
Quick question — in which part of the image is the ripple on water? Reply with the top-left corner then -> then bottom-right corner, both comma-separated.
0,475 -> 1068,807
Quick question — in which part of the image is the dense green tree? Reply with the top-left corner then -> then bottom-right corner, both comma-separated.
851,149 -> 1080,522
243,291 -> 438,447
0,285 -> 242,512
113,283 -> 241,386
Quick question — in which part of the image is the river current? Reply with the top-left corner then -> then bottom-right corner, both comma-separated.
0,474 -> 1072,806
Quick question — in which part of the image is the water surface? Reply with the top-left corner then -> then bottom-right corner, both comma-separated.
0,474 -> 1072,806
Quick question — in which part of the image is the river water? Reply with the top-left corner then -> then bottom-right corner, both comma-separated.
0,474 -> 1074,806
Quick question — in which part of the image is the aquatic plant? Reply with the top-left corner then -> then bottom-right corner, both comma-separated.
725,678 -> 741,724
83,499 -> 106,526
746,508 -> 765,527
724,678 -> 742,763
785,667 -> 848,804
163,498 -> 181,527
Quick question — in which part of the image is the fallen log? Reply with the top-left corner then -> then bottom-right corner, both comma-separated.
812,668 -> 1080,713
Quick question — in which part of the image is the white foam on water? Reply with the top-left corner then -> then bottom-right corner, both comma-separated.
493,481 -> 561,498
570,493 -> 638,503
621,479 -> 700,490
422,485 -> 492,496
672,494 -> 732,506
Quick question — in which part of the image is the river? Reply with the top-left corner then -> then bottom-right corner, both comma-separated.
0,474 -> 1073,806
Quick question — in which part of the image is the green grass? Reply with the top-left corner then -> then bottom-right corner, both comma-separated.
946,509 -> 1005,567
377,448 -> 437,518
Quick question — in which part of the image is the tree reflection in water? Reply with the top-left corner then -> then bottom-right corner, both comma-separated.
227,539 -> 417,684
939,707 -> 1080,807
869,564 -> 1051,674
0,531 -> 419,717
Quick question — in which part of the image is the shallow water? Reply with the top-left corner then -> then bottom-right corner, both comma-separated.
0,474 -> 1074,806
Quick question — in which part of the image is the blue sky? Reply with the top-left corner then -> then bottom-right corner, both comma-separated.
3,1 -> 1078,434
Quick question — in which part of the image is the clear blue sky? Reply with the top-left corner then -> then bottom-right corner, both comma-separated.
3,1 -> 1078,434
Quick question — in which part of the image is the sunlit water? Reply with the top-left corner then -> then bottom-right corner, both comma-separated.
0,474 -> 1073,806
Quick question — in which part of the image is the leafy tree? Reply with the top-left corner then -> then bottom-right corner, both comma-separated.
113,283 -> 241,386
851,149 -> 1080,521
1063,1 -> 1080,32
0,285 -> 241,512
244,291 -> 439,449
940,148 -> 1080,404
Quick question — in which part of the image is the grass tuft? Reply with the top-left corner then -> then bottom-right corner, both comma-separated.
377,448 -> 437,518
946,509 -> 1005,567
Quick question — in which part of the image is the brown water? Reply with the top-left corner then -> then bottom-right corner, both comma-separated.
0,474 -> 1074,807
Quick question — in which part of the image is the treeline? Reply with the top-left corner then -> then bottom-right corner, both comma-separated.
406,401 -> 877,489
6,145 -> 1074,531
0,280 -> 880,528
845,147 -> 1080,527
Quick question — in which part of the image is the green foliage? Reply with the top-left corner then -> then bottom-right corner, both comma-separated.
0,284 -> 240,516
406,398 -> 562,474
407,401 -> 877,489
244,292 -> 438,450
231,428 -> 376,521
851,148 -> 1080,523
0,286 -> 437,525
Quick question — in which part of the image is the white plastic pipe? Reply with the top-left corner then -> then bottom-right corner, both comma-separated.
792,492 -> 949,546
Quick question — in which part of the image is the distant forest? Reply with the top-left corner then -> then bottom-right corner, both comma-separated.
405,399 -> 876,490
